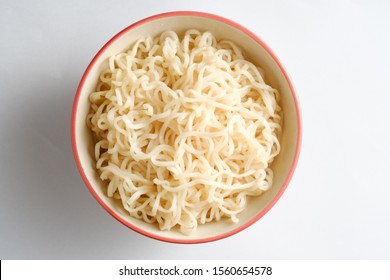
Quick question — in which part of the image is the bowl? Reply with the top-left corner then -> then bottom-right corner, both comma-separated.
71,11 -> 302,243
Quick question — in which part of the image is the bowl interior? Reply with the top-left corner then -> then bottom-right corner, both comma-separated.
73,13 -> 300,243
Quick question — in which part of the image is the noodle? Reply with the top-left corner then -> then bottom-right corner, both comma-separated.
87,29 -> 282,234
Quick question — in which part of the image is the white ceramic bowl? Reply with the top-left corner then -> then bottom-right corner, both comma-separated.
71,11 -> 302,243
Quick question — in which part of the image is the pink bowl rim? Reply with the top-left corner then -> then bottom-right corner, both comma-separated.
71,11 -> 302,244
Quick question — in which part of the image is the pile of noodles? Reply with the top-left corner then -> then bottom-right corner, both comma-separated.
87,29 -> 282,234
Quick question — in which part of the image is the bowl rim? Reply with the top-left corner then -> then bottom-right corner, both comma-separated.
71,10 -> 302,244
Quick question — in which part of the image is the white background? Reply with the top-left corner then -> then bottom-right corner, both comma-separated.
1,0 -> 389,259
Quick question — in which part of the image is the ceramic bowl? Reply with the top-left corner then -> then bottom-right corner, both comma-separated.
71,11 -> 302,243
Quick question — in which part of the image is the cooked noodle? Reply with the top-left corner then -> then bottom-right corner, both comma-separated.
87,29 -> 282,234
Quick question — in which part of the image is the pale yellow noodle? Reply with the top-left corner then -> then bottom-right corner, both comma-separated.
87,30 -> 282,234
